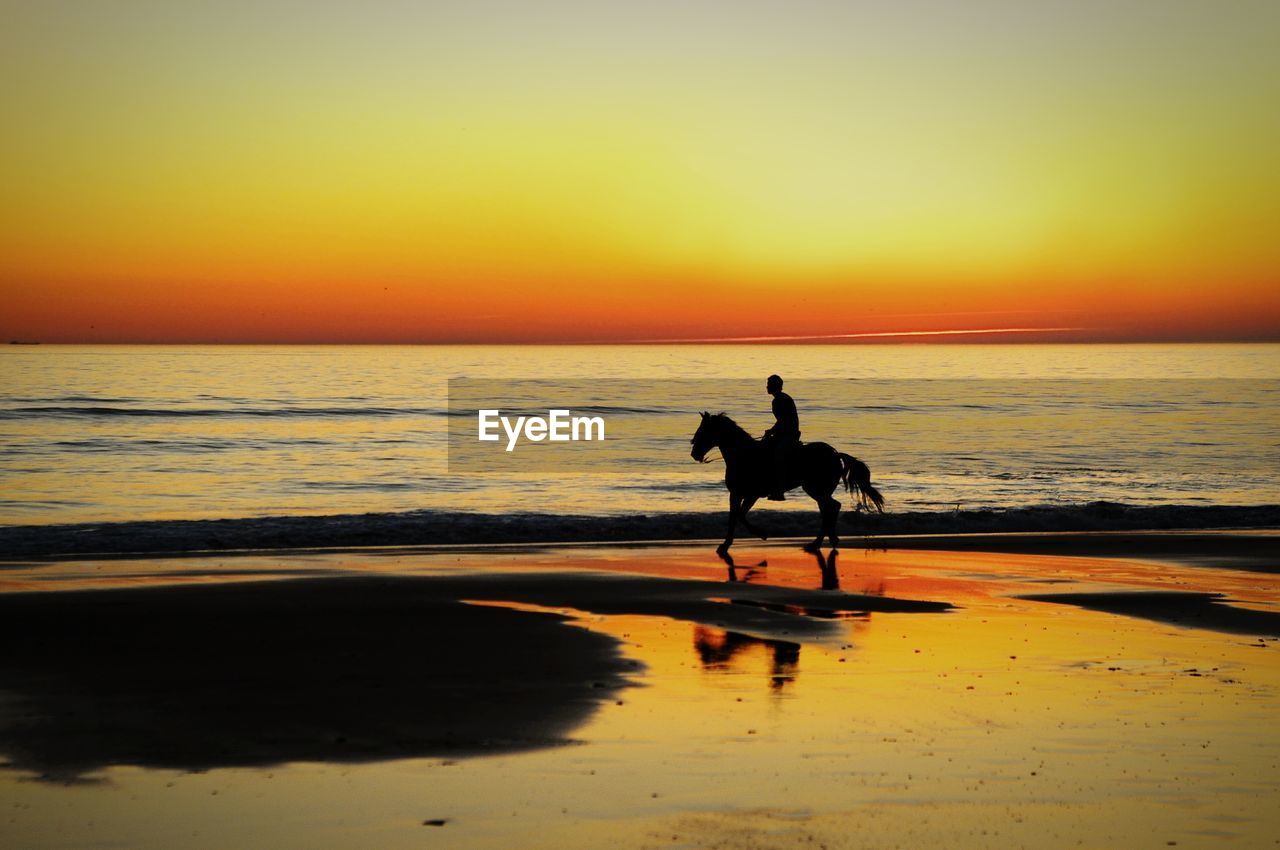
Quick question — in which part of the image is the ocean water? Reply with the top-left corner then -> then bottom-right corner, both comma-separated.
0,344 -> 1277,526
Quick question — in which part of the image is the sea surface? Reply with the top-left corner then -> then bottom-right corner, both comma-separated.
1,344 -> 1277,526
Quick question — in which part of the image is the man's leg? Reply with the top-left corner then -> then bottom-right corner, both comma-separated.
768,441 -> 787,501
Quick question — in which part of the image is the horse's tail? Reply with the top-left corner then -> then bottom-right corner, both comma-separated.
838,453 -> 885,513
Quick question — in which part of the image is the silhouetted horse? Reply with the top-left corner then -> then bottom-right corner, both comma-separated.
690,412 -> 884,554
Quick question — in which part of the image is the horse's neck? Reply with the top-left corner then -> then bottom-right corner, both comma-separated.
718,428 -> 757,463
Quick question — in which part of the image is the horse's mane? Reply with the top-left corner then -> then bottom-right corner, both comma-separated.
706,412 -> 755,443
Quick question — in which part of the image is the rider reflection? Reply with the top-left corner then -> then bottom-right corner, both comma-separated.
692,625 -> 800,691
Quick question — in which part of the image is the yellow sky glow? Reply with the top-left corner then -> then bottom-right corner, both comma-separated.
2,1 -> 1278,342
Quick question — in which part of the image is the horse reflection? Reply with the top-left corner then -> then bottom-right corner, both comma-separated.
815,548 -> 839,590
716,548 -> 768,583
693,625 -> 800,691
717,547 -> 840,590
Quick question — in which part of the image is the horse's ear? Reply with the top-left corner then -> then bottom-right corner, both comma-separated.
701,411 -> 708,419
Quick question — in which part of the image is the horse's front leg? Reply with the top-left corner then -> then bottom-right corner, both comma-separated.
737,495 -> 768,541
717,493 -> 742,555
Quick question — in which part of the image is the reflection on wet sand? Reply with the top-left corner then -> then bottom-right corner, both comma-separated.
720,547 -> 844,591
0,571 -> 948,781
1,538 -> 1278,850
693,626 -> 800,691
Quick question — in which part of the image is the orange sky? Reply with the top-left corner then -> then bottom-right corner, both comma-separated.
3,2 -> 1278,343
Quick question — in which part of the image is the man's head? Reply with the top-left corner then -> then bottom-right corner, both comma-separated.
766,374 -> 783,395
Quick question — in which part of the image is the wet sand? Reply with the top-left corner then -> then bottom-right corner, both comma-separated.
864,529 -> 1280,572
1,534 -> 1278,848
0,573 -> 944,780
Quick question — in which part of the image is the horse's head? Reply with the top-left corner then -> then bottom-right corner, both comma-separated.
690,411 -> 720,462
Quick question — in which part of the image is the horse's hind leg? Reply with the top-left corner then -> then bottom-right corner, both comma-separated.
800,484 -> 836,551
801,481 -> 842,551
825,497 -> 842,549
738,495 -> 768,541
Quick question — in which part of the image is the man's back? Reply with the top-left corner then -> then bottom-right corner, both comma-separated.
771,391 -> 799,441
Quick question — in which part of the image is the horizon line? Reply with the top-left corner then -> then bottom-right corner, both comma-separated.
628,326 -> 1095,344
8,330 -> 1280,346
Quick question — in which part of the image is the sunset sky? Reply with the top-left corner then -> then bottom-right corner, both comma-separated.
3,1 -> 1278,343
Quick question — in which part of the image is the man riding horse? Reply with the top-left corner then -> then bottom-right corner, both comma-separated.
690,378 -> 883,553
763,374 -> 799,501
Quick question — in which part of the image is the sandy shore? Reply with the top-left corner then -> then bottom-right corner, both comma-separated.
1,534 -> 1278,848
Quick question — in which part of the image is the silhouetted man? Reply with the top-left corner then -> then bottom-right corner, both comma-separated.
763,374 -> 800,500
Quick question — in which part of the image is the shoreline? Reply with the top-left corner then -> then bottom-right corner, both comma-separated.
1,501 -> 1277,560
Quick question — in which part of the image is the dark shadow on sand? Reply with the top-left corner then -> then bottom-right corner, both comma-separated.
1021,591 -> 1280,637
0,579 -> 633,782
0,573 -> 950,781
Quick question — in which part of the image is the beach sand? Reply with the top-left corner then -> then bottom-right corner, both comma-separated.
1,533 -> 1278,848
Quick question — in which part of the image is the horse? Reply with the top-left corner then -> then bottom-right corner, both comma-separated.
690,412 -> 884,554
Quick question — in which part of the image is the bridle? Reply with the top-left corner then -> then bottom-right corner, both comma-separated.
694,420 -> 724,464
